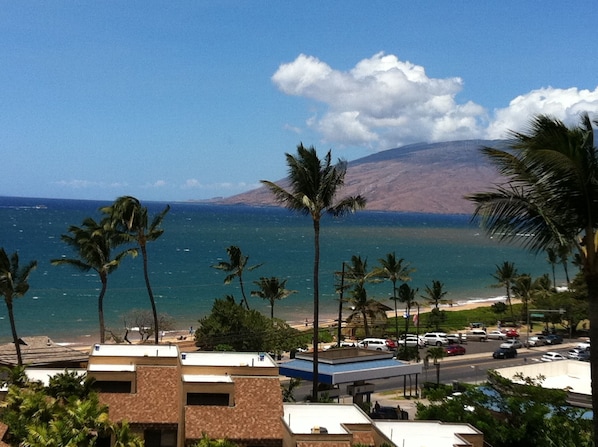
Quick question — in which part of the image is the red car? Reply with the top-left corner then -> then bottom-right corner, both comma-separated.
385,339 -> 397,350
445,344 -> 466,356
505,329 -> 519,338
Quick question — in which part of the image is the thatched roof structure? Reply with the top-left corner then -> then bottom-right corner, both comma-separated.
0,337 -> 88,368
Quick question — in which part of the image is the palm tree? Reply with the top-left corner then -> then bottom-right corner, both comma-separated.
492,261 -> 518,319
466,112 -> 598,442
397,283 -> 417,348
261,143 -> 366,400
426,346 -> 445,385
101,196 -> 170,345
212,245 -> 262,310
52,218 -> 137,344
546,247 -> 558,290
346,283 -> 386,337
0,249 -> 37,366
423,280 -> 447,309
251,276 -> 296,318
374,252 -> 414,342
422,280 -> 447,331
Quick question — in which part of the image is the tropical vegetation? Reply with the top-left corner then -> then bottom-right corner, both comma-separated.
416,371 -> 593,447
261,143 -> 366,401
212,245 -> 262,310
101,196 -> 170,344
467,112 -> 598,442
0,368 -> 143,447
0,249 -> 37,366
52,217 -> 137,344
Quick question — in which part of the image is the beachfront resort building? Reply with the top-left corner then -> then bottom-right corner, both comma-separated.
0,343 -> 486,447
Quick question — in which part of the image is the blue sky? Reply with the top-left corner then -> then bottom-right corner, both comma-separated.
1,2 -> 597,202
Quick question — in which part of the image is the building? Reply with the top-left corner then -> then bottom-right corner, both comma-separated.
1,343 -> 486,447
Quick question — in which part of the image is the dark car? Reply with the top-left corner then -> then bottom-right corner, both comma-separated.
370,406 -> 407,420
578,350 -> 591,362
545,334 -> 563,345
445,344 -> 466,356
493,347 -> 518,359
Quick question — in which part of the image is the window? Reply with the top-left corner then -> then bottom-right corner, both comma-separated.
93,380 -> 132,393
186,392 -> 230,406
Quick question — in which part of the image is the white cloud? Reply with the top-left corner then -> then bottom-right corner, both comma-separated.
53,180 -> 128,189
486,87 -> 598,139
273,53 -> 598,149
272,52 -> 488,149
181,179 -> 260,191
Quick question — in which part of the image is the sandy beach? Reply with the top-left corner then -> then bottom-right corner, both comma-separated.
59,295 -> 514,351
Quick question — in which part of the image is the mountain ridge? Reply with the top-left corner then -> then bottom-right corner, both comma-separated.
208,139 -> 506,215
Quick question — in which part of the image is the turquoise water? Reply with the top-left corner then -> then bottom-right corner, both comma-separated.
0,196 -> 557,343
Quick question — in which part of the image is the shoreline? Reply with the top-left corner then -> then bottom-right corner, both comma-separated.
54,295 -> 513,350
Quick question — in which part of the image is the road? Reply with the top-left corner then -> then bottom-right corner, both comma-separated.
286,338 -> 580,400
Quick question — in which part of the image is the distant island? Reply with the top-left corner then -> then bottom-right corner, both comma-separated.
207,139 -> 506,215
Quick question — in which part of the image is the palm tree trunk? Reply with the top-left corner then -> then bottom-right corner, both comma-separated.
506,286 -> 514,320
239,276 -> 250,310
6,298 -> 22,366
270,298 -> 274,319
312,219 -> 320,402
362,310 -> 369,337
140,244 -> 159,345
98,274 -> 108,344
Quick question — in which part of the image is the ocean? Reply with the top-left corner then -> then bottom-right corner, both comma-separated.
0,196 -> 557,343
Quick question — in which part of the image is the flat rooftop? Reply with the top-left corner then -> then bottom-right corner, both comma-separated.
375,420 -> 481,447
495,359 -> 590,395
89,344 -> 180,358
283,403 -> 370,434
181,351 -> 277,368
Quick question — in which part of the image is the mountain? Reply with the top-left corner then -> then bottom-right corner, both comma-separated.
212,139 -> 506,215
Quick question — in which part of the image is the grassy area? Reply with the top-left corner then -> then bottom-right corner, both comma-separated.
387,303 -> 524,334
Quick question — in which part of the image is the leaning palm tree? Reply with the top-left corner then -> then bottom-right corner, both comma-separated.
0,249 -> 37,366
374,252 -> 414,342
492,261 -> 518,319
101,196 -> 170,345
212,245 -> 262,310
261,143 -> 366,400
52,218 -> 137,344
251,276 -> 296,319
466,112 -> 598,443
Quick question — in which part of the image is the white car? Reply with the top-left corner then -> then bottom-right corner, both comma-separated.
422,332 -> 450,346
500,339 -> 522,349
398,336 -> 426,349
541,351 -> 567,362
527,335 -> 547,347
357,338 -> 393,351
487,330 -> 506,340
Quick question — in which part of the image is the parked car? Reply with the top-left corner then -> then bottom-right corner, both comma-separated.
487,330 -> 506,340
339,340 -> 357,347
500,339 -> 522,349
357,338 -> 395,351
541,351 -> 567,362
526,335 -> 547,347
398,336 -> 426,349
446,333 -> 467,344
577,341 -> 591,350
568,347 -> 590,360
505,329 -> 520,338
493,347 -> 518,359
545,334 -> 563,345
445,344 -> 466,356
465,329 -> 487,342
578,350 -> 591,362
422,332 -> 450,346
